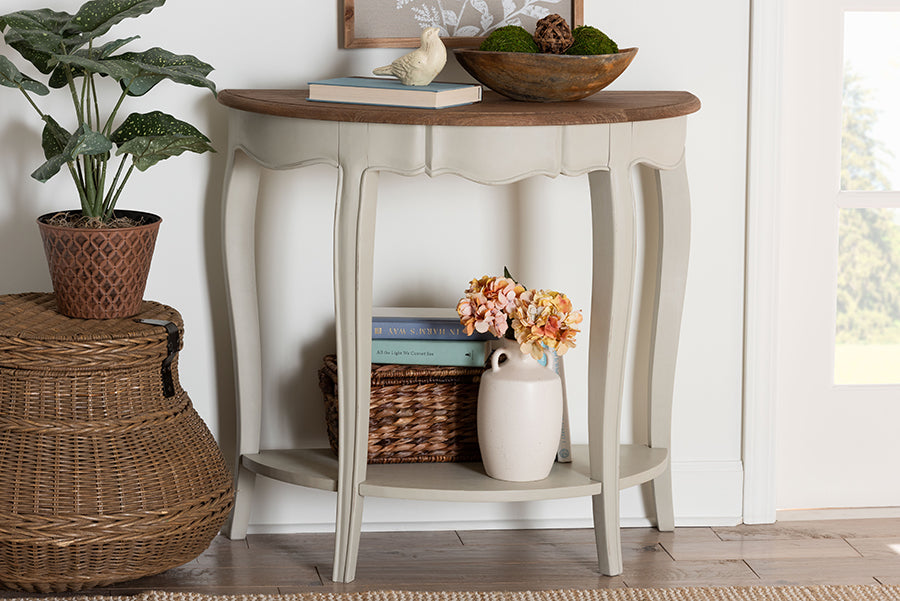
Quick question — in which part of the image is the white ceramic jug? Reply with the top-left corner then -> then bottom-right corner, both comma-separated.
477,338 -> 563,482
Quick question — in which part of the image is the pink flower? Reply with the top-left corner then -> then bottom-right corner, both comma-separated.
459,274 -> 582,359
456,275 -> 525,339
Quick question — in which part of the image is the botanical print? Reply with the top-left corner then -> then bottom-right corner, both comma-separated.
395,0 -> 565,37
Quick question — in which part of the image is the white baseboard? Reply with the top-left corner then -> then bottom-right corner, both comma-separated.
777,506 -> 900,521
245,459 -> 744,534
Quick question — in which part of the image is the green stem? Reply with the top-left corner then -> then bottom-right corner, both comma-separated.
75,157 -> 84,188
80,70 -> 90,129
17,87 -> 69,150
106,161 -> 135,219
103,75 -> 138,136
96,154 -> 108,207
82,155 -> 98,215
17,86 -> 45,119
88,40 -> 101,127
103,154 -> 128,213
63,61 -> 84,126
66,162 -> 89,213
91,75 -> 101,128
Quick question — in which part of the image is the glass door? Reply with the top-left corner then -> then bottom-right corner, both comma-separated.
774,0 -> 900,511
835,10 -> 900,386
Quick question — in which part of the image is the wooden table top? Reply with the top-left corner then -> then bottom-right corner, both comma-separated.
217,89 -> 701,127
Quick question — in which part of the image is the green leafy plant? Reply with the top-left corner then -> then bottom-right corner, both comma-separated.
0,0 -> 216,223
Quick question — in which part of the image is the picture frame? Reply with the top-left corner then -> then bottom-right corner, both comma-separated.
342,0 -> 584,49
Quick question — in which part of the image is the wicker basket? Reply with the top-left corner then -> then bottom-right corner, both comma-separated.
0,292 -> 234,593
319,355 -> 482,463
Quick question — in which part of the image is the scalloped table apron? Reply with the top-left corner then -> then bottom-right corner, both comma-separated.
215,89 -> 701,583
0,292 -> 234,593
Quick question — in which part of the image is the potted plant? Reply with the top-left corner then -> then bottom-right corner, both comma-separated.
0,0 -> 216,318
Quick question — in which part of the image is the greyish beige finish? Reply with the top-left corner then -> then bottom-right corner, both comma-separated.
215,90 -> 700,583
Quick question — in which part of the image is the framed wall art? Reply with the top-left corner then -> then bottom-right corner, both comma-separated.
342,0 -> 584,48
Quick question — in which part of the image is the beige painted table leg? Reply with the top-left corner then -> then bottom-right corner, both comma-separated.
332,123 -> 380,584
648,156 -> 691,532
586,122 -> 637,577
220,149 -> 265,540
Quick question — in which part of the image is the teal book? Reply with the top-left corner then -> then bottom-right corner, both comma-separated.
307,76 -> 482,109
371,339 -> 488,367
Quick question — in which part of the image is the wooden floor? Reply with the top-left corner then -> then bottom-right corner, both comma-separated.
44,518 -> 898,595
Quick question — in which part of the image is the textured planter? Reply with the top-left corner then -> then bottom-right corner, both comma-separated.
37,210 -> 161,319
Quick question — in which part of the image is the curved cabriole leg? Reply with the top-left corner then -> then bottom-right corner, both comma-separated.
220,149 -> 265,540
332,123 -> 379,583
648,157 -> 691,532
587,138 -> 637,577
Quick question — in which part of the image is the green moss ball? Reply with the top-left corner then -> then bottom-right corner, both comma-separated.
565,26 -> 619,55
479,25 -> 539,53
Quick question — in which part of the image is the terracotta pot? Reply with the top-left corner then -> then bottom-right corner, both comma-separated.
37,210 -> 161,319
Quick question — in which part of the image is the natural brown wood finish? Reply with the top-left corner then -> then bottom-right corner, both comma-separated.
217,89 -> 701,126
14,519 -> 895,595
453,48 -> 638,102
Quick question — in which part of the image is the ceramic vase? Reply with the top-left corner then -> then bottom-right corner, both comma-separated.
477,337 -> 563,482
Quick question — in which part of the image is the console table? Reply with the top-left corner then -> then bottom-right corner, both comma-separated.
216,89 -> 700,583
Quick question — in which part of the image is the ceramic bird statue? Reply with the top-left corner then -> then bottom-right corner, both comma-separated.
372,27 -> 447,86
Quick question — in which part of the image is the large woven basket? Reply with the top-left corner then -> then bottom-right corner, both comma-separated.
319,355 -> 482,463
0,292 -> 234,593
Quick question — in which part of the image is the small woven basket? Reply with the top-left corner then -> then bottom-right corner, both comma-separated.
319,355 -> 482,463
0,292 -> 234,593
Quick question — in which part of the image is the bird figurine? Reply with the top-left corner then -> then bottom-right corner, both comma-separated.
372,27 -> 447,86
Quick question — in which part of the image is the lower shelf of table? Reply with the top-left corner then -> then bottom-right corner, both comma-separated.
242,444 -> 668,503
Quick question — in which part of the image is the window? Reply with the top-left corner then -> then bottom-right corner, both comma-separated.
834,11 -> 900,385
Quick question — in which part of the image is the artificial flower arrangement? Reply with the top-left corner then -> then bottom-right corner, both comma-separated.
456,269 -> 583,360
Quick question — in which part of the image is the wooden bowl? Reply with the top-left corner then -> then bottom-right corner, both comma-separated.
453,47 -> 638,102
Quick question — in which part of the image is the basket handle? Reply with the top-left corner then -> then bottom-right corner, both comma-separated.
136,318 -> 180,398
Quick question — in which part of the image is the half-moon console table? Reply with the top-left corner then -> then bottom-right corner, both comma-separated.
216,89 -> 700,583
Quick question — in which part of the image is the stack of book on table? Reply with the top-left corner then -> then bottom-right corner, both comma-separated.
308,77 -> 482,109
371,307 -> 491,367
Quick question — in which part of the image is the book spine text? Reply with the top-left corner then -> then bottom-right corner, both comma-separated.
371,339 -> 487,367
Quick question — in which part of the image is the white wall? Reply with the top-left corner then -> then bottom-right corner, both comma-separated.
0,1 -> 749,531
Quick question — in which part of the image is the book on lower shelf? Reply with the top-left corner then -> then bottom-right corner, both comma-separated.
373,307 -> 493,341
307,77 -> 482,109
372,338 -> 488,367
370,306 -> 570,461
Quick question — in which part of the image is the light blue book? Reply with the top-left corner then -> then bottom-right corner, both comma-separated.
373,307 -> 493,341
371,339 -> 488,367
308,76 -> 482,109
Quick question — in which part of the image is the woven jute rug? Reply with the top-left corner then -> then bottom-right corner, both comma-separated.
4,587 -> 900,601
